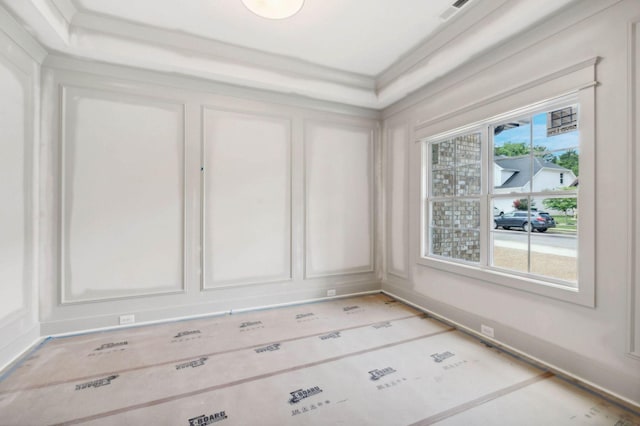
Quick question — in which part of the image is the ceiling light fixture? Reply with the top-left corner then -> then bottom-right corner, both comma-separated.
241,0 -> 305,20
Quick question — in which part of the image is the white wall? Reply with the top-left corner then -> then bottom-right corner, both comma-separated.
383,0 -> 640,405
38,58 -> 381,334
0,7 -> 45,370
531,169 -> 576,192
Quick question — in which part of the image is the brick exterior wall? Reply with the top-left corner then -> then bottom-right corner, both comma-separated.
429,134 -> 481,262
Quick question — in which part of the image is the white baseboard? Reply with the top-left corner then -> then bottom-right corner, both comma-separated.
0,325 -> 43,380
382,284 -> 640,413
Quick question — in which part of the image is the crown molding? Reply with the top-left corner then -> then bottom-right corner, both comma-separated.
71,11 -> 376,92
382,0 -> 622,118
2,0 -> 609,109
50,0 -> 75,24
43,53 -> 381,119
375,0 -> 508,92
29,0 -> 70,44
0,4 -> 48,63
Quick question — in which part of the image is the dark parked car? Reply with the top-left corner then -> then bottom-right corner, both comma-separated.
494,211 -> 556,232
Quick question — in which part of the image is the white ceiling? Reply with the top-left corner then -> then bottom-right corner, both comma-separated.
2,0 -> 579,109
72,0 -> 457,76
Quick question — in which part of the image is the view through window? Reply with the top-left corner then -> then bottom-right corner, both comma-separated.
491,104 -> 579,285
424,97 -> 579,287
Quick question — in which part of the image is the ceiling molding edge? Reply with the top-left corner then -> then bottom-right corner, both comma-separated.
43,52 -> 382,119
70,11 -> 376,92
0,5 -> 48,63
2,0 -> 618,111
49,0 -> 76,24
59,24 -> 380,108
31,0 -> 71,44
381,0 -> 622,119
374,0 -> 509,92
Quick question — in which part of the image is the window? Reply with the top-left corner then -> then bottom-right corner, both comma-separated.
420,91 -> 592,305
427,132 -> 482,263
490,100 -> 579,286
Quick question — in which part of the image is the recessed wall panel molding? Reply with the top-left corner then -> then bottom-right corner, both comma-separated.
0,53 -> 28,322
386,122 -> 409,279
304,121 -> 374,278
203,108 -> 292,288
629,20 -> 640,359
60,86 -> 186,303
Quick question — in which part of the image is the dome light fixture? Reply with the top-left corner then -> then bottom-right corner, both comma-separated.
241,0 -> 305,20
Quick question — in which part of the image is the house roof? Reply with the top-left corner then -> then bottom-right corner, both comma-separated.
494,156 -> 570,189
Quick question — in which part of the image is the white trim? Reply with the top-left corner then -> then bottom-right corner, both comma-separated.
0,5 -> 47,63
71,11 -> 375,93
383,2 -> 619,118
6,0 -> 616,109
628,20 -> 640,360
43,290 -> 382,339
0,327 -> 42,377
30,0 -> 71,44
385,120 -> 410,279
43,54 -> 381,120
40,283 -> 382,335
376,0 -> 506,91
415,58 -> 598,131
46,0 -> 76,26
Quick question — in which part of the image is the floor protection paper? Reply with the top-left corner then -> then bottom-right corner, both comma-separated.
0,294 -> 637,425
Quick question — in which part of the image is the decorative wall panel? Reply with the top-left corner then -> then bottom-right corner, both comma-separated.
203,109 -> 291,287
387,123 -> 409,278
61,87 -> 185,303
305,121 -> 374,278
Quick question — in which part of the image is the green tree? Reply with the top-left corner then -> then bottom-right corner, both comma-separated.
495,142 -> 554,162
494,142 -> 529,157
556,149 -> 579,176
542,192 -> 577,224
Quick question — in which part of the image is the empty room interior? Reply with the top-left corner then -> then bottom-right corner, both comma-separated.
1,0 -> 640,424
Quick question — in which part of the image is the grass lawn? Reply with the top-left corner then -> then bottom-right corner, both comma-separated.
550,215 -> 577,234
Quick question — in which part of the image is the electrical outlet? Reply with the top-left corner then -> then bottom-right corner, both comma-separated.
327,289 -> 336,297
480,324 -> 494,338
119,314 -> 135,325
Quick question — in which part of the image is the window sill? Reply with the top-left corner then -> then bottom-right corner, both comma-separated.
416,256 -> 594,308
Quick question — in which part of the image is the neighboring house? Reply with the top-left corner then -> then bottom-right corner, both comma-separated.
493,156 -> 577,213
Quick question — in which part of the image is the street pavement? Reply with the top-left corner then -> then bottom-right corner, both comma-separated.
492,230 -> 577,256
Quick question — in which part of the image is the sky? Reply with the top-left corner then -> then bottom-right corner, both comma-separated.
494,111 -> 580,154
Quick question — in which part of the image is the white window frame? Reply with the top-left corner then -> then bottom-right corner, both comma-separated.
418,88 -> 595,307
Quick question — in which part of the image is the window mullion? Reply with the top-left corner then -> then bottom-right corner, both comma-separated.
480,125 -> 490,267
